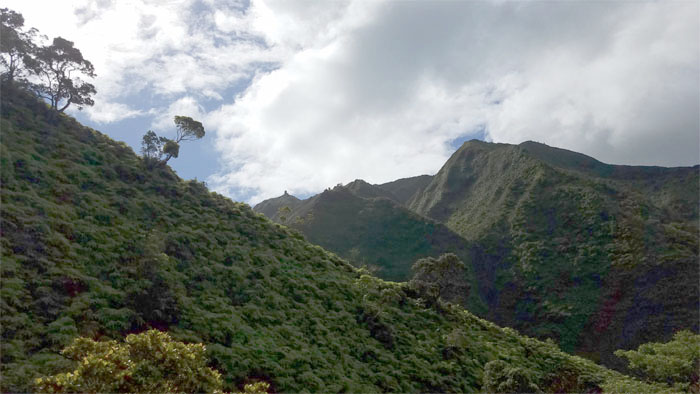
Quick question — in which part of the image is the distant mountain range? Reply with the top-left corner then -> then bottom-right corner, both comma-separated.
255,139 -> 699,369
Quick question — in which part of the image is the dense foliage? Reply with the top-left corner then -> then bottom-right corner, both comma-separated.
409,140 -> 699,367
614,330 -> 700,392
258,138 -> 699,370
35,330 -> 224,393
0,85 -> 660,392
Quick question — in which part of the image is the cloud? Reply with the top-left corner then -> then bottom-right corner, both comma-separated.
5,1 -> 698,204
84,101 -> 145,124
6,0 -> 282,122
208,0 -> 699,204
151,96 -> 205,134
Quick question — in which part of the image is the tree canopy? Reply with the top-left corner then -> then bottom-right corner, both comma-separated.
409,253 -> 470,306
614,330 -> 700,392
34,330 -> 224,393
141,116 -> 206,166
0,7 -> 38,82
1,8 -> 96,112
29,37 -> 96,112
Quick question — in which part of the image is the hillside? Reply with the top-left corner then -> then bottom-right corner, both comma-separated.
253,183 -> 484,313
0,84 -> 661,392
256,138 -> 699,370
409,139 -> 699,368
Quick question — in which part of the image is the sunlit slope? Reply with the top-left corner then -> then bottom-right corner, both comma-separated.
408,139 -> 699,367
0,85 -> 658,392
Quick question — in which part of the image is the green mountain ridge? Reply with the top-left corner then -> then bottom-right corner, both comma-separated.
1,83 -> 663,392
256,139 -> 699,371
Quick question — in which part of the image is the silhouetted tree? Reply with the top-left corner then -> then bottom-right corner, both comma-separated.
29,37 -> 96,112
0,8 -> 38,83
141,116 -> 205,167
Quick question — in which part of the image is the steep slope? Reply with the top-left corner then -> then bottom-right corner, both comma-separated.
252,191 -> 302,219
345,179 -> 401,201
256,184 -> 482,311
409,139 -> 700,368
376,174 -> 433,204
0,85 -> 657,392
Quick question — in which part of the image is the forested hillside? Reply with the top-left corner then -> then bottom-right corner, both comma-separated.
0,84 -> 665,392
257,140 -> 699,370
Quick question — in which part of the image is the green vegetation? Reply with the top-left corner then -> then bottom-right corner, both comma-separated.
0,83 -> 660,392
409,253 -> 470,307
141,115 -> 205,166
1,8 -> 96,112
257,138 -> 699,371
35,330 -> 224,393
613,330 -> 700,392
408,140 -> 699,368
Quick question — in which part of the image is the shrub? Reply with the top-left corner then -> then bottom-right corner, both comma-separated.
483,360 -> 539,393
34,330 -> 224,393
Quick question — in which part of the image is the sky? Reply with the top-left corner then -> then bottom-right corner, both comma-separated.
4,0 -> 699,204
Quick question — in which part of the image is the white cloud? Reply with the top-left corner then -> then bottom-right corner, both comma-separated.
5,0 -> 281,122
207,0 -> 699,204
84,101 -> 144,124
4,1 -> 698,204
151,96 -> 205,134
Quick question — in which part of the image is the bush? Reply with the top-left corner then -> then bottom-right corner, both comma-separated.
614,330 -> 700,392
483,360 -> 539,393
34,330 -> 224,393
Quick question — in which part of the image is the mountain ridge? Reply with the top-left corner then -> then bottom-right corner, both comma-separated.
2,82 -> 666,392
255,136 -> 699,371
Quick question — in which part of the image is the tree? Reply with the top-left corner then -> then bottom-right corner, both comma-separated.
614,330 -> 700,392
141,116 -> 205,166
29,37 -> 96,112
34,330 -> 224,393
0,8 -> 38,83
408,253 -> 470,306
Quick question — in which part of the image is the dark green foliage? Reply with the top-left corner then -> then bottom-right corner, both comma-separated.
29,37 -> 96,112
1,8 -> 37,83
0,86 -> 658,392
256,139 -> 699,371
409,253 -> 470,307
483,360 -> 539,393
409,140 -> 699,368
140,116 -> 205,166
173,115 -> 205,141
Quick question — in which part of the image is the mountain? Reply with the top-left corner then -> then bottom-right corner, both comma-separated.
256,138 -> 699,370
375,175 -> 434,204
0,84 -> 660,392
254,182 -> 481,308
410,139 -> 699,367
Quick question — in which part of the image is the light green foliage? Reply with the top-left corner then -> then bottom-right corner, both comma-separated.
613,330 -> 700,392
236,381 -> 270,394
35,330 -> 224,393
